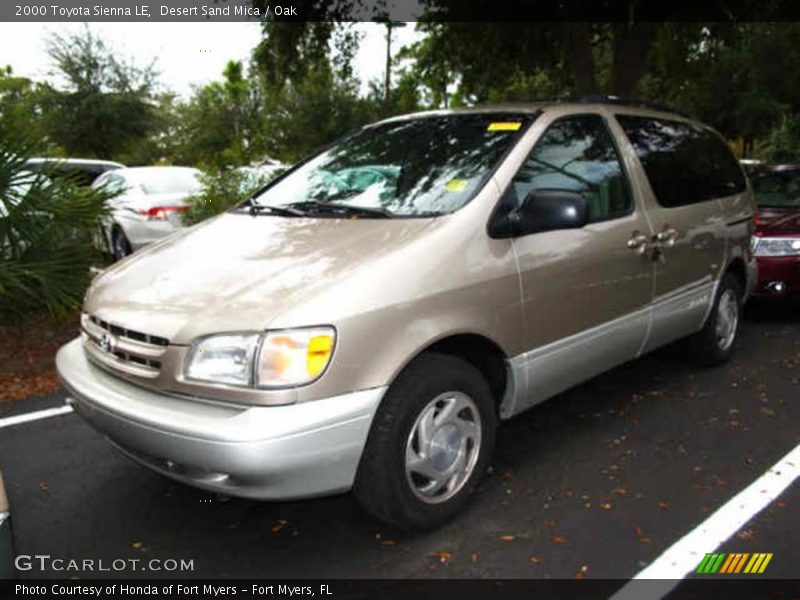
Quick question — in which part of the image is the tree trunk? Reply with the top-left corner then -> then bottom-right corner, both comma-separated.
611,22 -> 657,97
564,22 -> 597,96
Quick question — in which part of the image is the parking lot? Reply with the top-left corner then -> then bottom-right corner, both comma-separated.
1,305 -> 798,586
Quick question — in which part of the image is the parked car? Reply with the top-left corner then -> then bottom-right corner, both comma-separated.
57,100 -> 756,529
24,158 -> 124,187
750,164 -> 800,302
92,166 -> 203,261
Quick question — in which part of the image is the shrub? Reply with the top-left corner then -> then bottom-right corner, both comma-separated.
0,136 -> 115,320
757,114 -> 800,164
182,167 -> 282,226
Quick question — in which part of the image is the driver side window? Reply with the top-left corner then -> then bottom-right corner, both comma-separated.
510,115 -> 632,223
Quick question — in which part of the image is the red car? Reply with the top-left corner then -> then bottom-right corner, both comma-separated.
750,164 -> 800,302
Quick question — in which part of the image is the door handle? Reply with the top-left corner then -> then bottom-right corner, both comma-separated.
655,226 -> 679,247
627,231 -> 650,254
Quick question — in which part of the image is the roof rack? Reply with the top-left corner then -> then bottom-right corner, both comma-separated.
577,95 -> 691,118
523,95 -> 691,118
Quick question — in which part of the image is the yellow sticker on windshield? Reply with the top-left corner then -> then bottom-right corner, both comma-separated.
446,179 -> 468,192
488,121 -> 522,131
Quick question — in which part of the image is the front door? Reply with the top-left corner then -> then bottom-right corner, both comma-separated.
505,113 -> 654,412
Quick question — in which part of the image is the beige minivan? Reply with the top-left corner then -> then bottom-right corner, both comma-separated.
57,100 -> 757,529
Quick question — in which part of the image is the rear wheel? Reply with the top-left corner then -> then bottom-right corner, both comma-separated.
353,353 -> 497,530
686,273 -> 742,366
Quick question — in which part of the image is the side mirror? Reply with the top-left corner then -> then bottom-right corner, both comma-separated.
491,189 -> 589,238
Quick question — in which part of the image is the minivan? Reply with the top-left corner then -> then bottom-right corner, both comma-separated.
57,100 -> 757,529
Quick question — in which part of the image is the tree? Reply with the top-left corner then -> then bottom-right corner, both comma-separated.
171,60 -> 266,168
758,115 -> 800,163
642,22 -> 800,155
0,66 -> 51,152
38,27 -> 158,160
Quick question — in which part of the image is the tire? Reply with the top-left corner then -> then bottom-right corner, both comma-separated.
111,227 -> 133,261
685,273 -> 743,367
353,353 -> 497,530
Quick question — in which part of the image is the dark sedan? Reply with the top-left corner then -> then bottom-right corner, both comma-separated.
750,164 -> 800,302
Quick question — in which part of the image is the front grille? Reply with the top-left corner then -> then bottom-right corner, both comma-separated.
89,315 -> 169,346
82,313 -> 170,378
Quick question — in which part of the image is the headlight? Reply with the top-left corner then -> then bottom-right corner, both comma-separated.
752,236 -> 800,257
185,333 -> 260,386
184,327 -> 335,388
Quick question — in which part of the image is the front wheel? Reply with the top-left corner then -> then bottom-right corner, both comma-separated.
353,353 -> 497,530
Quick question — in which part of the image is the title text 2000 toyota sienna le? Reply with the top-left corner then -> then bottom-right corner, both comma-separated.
57,100 -> 757,529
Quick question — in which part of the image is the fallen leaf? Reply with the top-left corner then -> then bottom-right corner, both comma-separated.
470,553 -> 479,564
436,551 -> 451,564
657,502 -> 669,510
600,502 -> 613,510
613,487 -> 627,496
131,542 -> 143,549
271,519 -> 288,534
575,565 -> 588,579
380,539 -> 396,547
529,555 -> 541,565
500,535 -> 515,541
38,482 -> 48,491
551,535 -> 568,544
544,519 -> 557,528
633,525 -> 643,536
639,537 -> 652,543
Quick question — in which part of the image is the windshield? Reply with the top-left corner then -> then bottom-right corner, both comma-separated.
752,170 -> 800,209
250,113 -> 535,217
136,168 -> 203,195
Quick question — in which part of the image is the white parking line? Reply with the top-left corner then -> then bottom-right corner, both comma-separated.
612,443 -> 800,599
0,404 -> 73,429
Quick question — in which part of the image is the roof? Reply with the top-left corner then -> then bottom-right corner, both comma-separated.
376,96 -> 692,126
26,157 -> 125,168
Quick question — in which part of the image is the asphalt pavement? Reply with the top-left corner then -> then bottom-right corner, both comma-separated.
1,304 -> 798,584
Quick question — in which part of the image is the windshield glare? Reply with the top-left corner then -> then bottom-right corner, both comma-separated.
251,114 -> 534,217
752,170 -> 800,208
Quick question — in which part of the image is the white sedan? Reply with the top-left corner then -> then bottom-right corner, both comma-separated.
93,166 -> 203,261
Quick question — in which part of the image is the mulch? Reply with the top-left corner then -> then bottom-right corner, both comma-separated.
0,312 -> 79,402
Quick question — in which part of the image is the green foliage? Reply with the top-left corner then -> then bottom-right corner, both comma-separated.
757,115 -> 800,163
182,168 -> 281,227
0,67 -> 48,152
171,60 -> 266,169
38,27 -> 158,160
0,135 -> 116,320
261,65 -> 378,162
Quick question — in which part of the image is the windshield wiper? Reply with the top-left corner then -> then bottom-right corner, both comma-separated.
288,200 -> 395,219
245,202 -> 307,217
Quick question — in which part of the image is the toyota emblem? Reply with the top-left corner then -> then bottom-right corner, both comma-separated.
99,333 -> 115,354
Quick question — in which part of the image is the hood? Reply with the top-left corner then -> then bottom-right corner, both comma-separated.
85,212 -> 440,343
756,207 -> 800,236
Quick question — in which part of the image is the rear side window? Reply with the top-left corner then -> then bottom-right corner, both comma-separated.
508,115 -> 632,223
616,115 -> 745,207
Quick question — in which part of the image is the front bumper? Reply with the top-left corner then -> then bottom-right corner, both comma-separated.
753,255 -> 800,299
56,338 -> 385,500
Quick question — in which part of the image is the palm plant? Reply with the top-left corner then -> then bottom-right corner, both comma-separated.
0,136 -> 115,320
